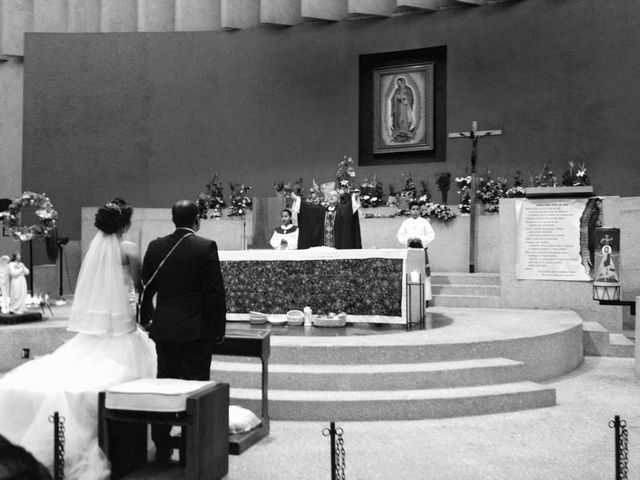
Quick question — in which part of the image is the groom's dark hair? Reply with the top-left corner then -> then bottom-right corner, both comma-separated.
172,200 -> 199,228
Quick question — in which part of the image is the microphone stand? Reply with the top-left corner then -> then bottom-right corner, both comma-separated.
58,243 -> 64,298
241,213 -> 247,250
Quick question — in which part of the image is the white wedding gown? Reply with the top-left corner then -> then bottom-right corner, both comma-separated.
0,232 -> 157,479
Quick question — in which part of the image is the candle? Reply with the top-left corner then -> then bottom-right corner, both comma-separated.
410,271 -> 420,283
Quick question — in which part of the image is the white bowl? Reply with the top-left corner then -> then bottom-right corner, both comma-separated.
249,311 -> 268,325
313,315 -> 346,328
286,309 -> 304,326
268,316 -> 287,326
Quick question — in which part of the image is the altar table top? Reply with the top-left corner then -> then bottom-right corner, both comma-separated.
218,248 -> 406,262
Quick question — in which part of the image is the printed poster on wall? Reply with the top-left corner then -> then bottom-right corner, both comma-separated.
515,198 -> 592,281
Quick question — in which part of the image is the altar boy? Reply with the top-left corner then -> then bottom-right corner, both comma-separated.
396,201 -> 435,306
269,209 -> 299,250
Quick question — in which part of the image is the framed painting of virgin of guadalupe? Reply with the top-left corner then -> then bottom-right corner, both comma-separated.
373,63 -> 434,154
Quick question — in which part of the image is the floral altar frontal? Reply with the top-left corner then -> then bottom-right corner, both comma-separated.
219,248 -> 408,319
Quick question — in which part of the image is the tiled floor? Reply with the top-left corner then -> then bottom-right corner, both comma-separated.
126,357 -> 640,480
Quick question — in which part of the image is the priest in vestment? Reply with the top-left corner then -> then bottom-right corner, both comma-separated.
291,190 -> 362,249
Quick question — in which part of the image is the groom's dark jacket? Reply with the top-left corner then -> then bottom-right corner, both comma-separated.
140,229 -> 226,342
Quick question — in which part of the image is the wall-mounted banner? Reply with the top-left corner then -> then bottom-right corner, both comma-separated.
516,198 -> 592,281
592,227 -> 621,300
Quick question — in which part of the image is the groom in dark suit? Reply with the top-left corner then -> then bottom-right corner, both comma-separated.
140,199 -> 227,464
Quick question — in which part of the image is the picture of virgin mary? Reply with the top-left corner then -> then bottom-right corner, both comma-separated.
372,63 -> 433,154
390,77 -> 415,143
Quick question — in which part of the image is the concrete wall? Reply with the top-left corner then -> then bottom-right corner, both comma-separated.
620,197 -> 640,328
499,197 -> 634,331
78,204 -> 500,274
358,206 -> 500,273
0,57 -> 24,257
81,207 -> 254,258
17,0 -> 640,242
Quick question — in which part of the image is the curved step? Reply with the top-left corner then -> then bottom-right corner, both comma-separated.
431,294 -> 502,308
211,357 -> 526,390
430,273 -> 501,285
431,284 -> 501,296
214,309 -> 583,383
229,382 -> 556,421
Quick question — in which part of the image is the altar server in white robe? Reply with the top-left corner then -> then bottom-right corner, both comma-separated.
397,201 -> 436,305
270,209 -> 299,250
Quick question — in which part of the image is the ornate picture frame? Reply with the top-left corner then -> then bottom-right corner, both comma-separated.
373,63 -> 434,154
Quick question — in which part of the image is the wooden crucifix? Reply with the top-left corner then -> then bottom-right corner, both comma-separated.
449,121 -> 502,273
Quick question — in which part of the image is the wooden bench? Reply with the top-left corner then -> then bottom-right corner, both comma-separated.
98,380 -> 229,480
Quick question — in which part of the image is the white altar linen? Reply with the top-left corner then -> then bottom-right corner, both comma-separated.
218,248 -> 405,262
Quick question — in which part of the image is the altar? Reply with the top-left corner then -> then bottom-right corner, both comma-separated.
218,248 -> 414,319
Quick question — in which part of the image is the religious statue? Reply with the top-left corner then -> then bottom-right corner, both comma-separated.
390,76 -> 415,143
291,190 -> 362,249
8,252 -> 29,314
594,233 -> 619,283
0,256 -> 10,313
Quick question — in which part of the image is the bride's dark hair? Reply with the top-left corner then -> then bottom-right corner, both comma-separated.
94,198 -> 133,234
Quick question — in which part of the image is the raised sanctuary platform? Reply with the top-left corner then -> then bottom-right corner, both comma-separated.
215,307 -> 582,420
0,302 -> 584,421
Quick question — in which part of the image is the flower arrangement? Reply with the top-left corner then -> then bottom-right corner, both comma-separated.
476,170 -> 509,213
386,184 -> 398,207
2,192 -> 58,241
421,202 -> 456,222
359,176 -> 384,208
396,173 -> 418,214
525,163 -> 557,187
198,173 -> 226,218
228,183 -> 252,216
273,178 -> 303,199
505,171 -> 526,198
455,175 -> 472,214
400,172 -> 417,197
417,180 -> 432,204
562,161 -> 590,186
306,179 -> 327,206
336,155 -> 357,193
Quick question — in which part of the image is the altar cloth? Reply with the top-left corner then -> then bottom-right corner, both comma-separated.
219,248 -> 407,316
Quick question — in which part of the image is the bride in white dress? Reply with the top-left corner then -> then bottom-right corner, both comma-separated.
0,198 -> 157,479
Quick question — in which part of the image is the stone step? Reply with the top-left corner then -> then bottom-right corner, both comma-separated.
212,357 -> 527,391
431,273 -> 501,286
607,333 -> 634,358
431,294 -> 502,308
431,284 -> 501,296
582,321 -> 611,356
582,322 -> 634,358
230,381 -> 556,421
213,311 -> 583,374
